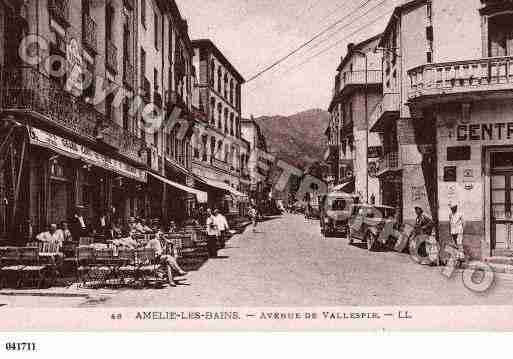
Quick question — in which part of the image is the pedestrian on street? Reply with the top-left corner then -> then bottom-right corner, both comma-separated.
206,208 -> 219,257
449,203 -> 465,265
214,209 -> 229,249
413,206 -> 436,265
249,205 -> 258,233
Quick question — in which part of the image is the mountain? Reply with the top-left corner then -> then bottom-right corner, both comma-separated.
255,109 -> 329,170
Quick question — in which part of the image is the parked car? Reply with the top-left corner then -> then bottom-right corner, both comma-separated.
347,204 -> 397,251
320,193 -> 359,237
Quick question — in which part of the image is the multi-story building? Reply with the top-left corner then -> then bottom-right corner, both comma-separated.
0,0 -> 206,242
191,39 -> 248,214
327,35 -> 383,203
241,117 -> 275,204
373,0 -> 513,260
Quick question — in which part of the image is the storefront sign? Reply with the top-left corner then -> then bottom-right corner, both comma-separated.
456,122 -> 513,141
30,127 -> 147,183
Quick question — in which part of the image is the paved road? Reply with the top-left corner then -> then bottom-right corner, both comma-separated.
72,213 -> 513,307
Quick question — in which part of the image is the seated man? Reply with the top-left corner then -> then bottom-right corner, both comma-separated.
145,235 -> 187,287
59,221 -> 73,243
36,223 -> 64,250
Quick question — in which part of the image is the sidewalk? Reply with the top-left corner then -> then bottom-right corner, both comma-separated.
0,283 -> 115,299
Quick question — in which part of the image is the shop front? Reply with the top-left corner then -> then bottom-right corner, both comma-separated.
434,101 -> 513,259
25,126 -> 147,239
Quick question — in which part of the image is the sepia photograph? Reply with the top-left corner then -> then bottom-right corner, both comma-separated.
1,0 -> 513,332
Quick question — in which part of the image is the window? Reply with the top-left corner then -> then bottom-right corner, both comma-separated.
224,108 -> 228,133
488,13 -> 513,57
106,93 -> 114,121
210,98 -> 216,124
154,11 -> 159,49
82,0 -> 90,16
154,131 -> 159,148
122,99 -> 130,130
154,68 -> 158,90
106,3 -> 114,40
141,0 -> 146,28
140,48 -> 146,81
123,22 -> 130,64
217,104 -> 222,129
217,68 -> 222,93
230,80 -> 234,104
230,113 -> 234,136
224,74 -> 228,98
210,62 -> 215,86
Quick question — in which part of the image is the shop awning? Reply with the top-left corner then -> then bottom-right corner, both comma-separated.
201,178 -> 248,200
149,172 -> 208,203
29,127 -> 147,183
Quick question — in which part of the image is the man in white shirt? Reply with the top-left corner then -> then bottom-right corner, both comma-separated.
206,208 -> 219,258
145,235 -> 187,287
449,204 -> 465,262
36,223 -> 64,249
214,209 -> 229,249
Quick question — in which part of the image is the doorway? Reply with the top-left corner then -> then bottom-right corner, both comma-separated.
490,150 -> 513,254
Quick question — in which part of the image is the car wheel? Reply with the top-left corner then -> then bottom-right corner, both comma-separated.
366,232 -> 378,251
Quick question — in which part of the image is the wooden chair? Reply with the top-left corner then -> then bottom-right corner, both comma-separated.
0,247 -> 24,289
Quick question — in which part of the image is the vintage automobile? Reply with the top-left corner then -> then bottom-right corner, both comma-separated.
319,193 -> 359,237
347,204 -> 397,251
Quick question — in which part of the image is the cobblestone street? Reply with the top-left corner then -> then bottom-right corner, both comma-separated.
52,214 -> 512,308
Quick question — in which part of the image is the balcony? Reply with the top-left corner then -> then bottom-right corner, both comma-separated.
212,158 -> 231,172
375,151 -> 401,177
82,14 -> 97,54
106,39 -> 118,74
369,92 -> 400,133
0,66 -> 146,165
123,61 -> 134,90
408,56 -> 513,107
48,0 -> 70,27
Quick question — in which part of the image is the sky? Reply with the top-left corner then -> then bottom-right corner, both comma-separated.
176,0 -> 402,117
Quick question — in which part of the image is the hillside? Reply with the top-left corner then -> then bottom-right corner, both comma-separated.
255,109 -> 329,170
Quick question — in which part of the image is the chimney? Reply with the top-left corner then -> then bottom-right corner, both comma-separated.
347,43 -> 355,53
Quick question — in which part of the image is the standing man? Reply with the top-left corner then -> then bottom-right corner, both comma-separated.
249,205 -> 258,233
214,209 -> 230,249
71,207 -> 88,241
205,208 -> 219,258
449,203 -> 465,264
413,206 -> 435,264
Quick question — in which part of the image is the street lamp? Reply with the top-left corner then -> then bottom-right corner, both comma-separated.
353,49 -> 369,203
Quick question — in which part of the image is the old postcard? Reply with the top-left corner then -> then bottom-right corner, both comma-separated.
1,0 -> 513,332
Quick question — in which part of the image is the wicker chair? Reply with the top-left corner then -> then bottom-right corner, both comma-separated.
135,248 -> 165,288
76,246 -> 95,287
19,246 -> 52,289
117,249 -> 137,285
0,247 -> 24,289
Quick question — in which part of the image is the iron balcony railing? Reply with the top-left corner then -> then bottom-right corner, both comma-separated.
82,14 -> 97,53
0,66 -> 146,164
376,151 -> 400,176
408,55 -> 513,100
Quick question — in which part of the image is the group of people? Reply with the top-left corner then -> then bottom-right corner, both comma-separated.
413,203 -> 465,266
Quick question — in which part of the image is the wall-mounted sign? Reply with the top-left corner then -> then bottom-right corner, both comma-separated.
368,146 -> 382,159
443,166 -> 457,182
456,122 -> 513,141
447,146 -> 471,161
411,186 -> 426,202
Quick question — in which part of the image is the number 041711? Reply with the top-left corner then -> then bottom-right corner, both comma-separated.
5,342 -> 36,351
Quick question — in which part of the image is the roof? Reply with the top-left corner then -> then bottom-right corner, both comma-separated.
379,0 -> 427,47
336,33 -> 382,72
192,39 -> 245,83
